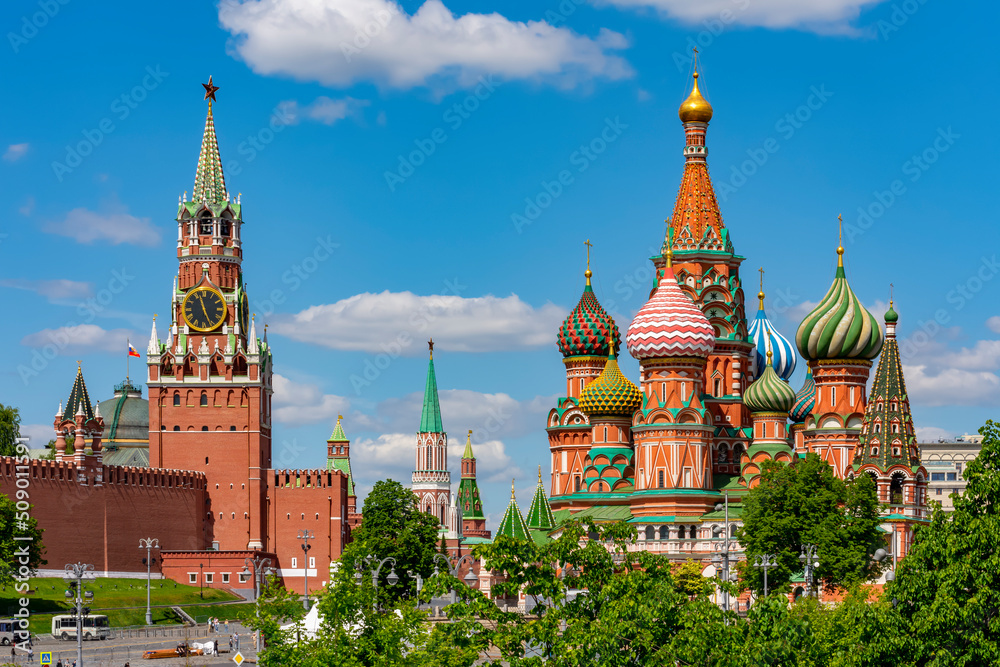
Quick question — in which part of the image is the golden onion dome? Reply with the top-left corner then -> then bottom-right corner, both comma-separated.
678,72 -> 713,123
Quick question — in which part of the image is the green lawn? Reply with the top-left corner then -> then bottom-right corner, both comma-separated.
0,578 -> 241,636
180,602 -> 254,624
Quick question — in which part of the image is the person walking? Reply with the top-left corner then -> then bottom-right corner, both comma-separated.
229,635 -> 233,653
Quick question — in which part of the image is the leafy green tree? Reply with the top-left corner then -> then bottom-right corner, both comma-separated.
674,559 -> 712,598
888,420 -> 1000,665
0,494 -> 45,587
737,453 -> 885,595
0,404 -> 22,458
347,479 -> 441,599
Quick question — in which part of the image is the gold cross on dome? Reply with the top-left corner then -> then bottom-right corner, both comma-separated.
759,267 -> 764,292
584,239 -> 593,271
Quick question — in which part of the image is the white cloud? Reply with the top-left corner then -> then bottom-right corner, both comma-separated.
45,199 -> 161,246
987,316 -> 1000,335
272,374 -> 350,424
351,432 -> 520,487
904,364 -> 1000,407
598,0 -> 887,33
356,389 -> 555,441
3,143 -> 29,162
0,279 -> 93,301
778,299 -> 819,326
272,291 -> 565,354
915,426 -> 954,443
21,324 -> 134,355
219,0 -> 632,90
20,423 -> 55,447
280,96 -> 370,125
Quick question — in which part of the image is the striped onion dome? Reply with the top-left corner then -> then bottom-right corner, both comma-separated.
558,270 -> 620,358
743,354 -> 796,413
789,367 -> 816,423
795,247 -> 883,361
579,344 -> 642,418
626,259 -> 715,360
748,291 -> 797,381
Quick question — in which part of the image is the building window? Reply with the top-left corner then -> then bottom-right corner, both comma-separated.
678,525 -> 686,539
946,472 -> 957,481
205,573 -> 213,584
936,488 -> 942,495
173,425 -> 180,431
574,476 -> 581,492
222,573 -> 230,584
189,573 -> 197,584
644,526 -> 654,540
309,557 -> 315,569
657,470 -> 665,489
202,426 -> 209,431
173,393 -> 181,406
658,526 -> 668,540
200,393 -> 208,406
931,473 -> 945,481
831,387 -> 837,405
291,557 -> 297,569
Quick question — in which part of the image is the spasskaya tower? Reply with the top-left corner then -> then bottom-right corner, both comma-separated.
146,77 -> 273,551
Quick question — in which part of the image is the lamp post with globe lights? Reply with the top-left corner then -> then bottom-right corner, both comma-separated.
138,538 -> 159,625
799,544 -> 820,597
242,556 -> 276,652
752,554 -> 778,597
64,562 -> 95,667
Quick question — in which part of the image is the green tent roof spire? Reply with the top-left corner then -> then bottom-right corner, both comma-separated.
525,466 -> 556,531
62,363 -> 94,422
419,339 -> 444,433
329,415 -> 348,442
192,80 -> 228,206
496,479 -> 530,540
462,429 -> 475,460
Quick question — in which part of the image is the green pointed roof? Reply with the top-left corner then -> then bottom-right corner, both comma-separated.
525,468 -> 556,531
419,348 -> 444,434
192,102 -> 228,205
856,308 -> 919,471
462,432 -> 475,460
496,481 -> 530,540
328,457 -> 355,496
63,365 -> 94,422
329,415 -> 348,442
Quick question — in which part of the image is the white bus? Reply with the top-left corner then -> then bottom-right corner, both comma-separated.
51,615 -> 110,640
0,619 -> 18,645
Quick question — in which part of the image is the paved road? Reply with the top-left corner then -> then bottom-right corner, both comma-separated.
20,623 -> 258,666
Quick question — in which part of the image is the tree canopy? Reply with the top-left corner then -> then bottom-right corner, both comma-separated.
0,404 -> 22,458
737,453 -> 885,595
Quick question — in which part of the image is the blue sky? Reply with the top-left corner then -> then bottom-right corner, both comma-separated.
2,0 -> 997,529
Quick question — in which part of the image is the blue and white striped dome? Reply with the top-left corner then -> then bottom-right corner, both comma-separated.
748,292 -> 797,381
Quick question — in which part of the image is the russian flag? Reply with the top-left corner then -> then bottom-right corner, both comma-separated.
128,343 -> 141,358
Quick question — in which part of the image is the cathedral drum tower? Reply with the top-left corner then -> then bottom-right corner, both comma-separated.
146,78 -> 273,551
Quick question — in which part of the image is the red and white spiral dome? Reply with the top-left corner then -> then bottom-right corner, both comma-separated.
626,264 -> 716,360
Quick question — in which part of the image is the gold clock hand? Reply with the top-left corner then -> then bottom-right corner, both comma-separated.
199,293 -> 212,324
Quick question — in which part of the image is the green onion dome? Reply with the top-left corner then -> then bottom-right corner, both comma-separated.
789,367 -> 816,423
884,303 -> 898,323
557,270 -> 620,358
795,247 -> 883,361
743,354 -> 796,414
579,345 -> 642,418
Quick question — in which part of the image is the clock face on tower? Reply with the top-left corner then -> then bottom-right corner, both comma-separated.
182,286 -> 227,332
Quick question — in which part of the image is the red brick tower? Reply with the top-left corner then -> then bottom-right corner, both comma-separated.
663,67 -> 754,464
796,243 -> 883,478
53,364 -> 106,485
146,79 -> 273,551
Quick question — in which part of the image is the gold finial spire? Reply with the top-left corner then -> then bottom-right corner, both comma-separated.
428,338 -> 434,360
584,239 -> 593,286
889,282 -> 894,308
511,479 -> 516,500
538,465 -> 542,485
758,267 -> 765,310
679,50 -> 713,123
153,313 -> 157,321
665,243 -> 673,269
836,214 -> 845,267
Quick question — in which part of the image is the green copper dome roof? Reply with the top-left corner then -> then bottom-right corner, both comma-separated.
578,346 -> 642,418
795,248 -> 883,361
99,380 -> 149,443
743,359 -> 796,414
884,303 -> 898,323
557,274 -> 620,358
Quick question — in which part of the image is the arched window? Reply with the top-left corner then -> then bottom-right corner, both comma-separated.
220,220 -> 231,237
657,470 -> 665,489
714,378 -> 722,397
644,526 -> 654,541
730,524 -> 737,538
678,525 -> 686,539
690,525 -> 698,539
658,526 -> 668,540
871,447 -> 879,457
173,393 -> 181,406
717,444 -> 729,463
200,393 -> 208,407
173,425 -> 180,431
202,426 -> 209,431
574,476 -> 581,492
199,213 -> 213,235
875,424 -> 881,433
230,426 -> 236,431
603,426 -> 608,442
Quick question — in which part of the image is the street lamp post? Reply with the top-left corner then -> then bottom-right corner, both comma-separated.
64,562 -> 95,667
752,554 -> 778,597
355,556 -> 399,610
297,530 -> 315,610
138,538 -> 159,625
199,563 -> 204,599
799,544 -> 820,598
242,556 -> 275,652
711,490 -> 733,611
429,553 -> 479,604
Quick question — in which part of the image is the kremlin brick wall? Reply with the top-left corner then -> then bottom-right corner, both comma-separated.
0,457 -> 206,575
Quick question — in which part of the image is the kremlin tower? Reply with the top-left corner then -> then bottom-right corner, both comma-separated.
412,341 -> 452,529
